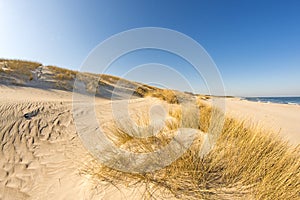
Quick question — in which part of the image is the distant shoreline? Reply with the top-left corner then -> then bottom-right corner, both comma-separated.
241,96 -> 300,106
222,97 -> 300,146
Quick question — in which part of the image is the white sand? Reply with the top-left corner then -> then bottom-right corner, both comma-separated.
0,86 -> 152,200
224,98 -> 300,146
0,85 -> 298,199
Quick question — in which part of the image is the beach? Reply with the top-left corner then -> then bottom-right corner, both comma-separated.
224,98 -> 300,146
1,0 -> 300,198
0,85 -> 299,199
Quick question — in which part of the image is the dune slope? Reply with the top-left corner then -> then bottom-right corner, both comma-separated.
0,86 -> 155,200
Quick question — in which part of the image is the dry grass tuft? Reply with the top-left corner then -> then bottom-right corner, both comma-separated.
143,89 -> 179,104
0,59 -> 41,80
82,100 -> 300,199
47,65 -> 77,80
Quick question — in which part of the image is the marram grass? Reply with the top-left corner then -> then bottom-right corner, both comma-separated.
82,101 -> 300,200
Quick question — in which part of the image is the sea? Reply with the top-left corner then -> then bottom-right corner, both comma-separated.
244,97 -> 300,105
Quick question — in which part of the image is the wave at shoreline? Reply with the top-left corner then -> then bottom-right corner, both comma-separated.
244,97 -> 300,105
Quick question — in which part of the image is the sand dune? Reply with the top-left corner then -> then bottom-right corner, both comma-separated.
0,86 -> 299,199
0,60 -> 299,199
0,86 -> 160,200
0,60 -> 184,199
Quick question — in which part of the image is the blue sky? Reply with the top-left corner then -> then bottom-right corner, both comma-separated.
0,0 -> 299,96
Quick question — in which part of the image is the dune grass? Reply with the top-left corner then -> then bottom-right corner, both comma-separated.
143,89 -> 179,104
81,100 -> 300,199
0,59 -> 41,71
0,59 -> 184,102
47,65 -> 77,80
0,59 -> 41,81
1,59 -> 297,198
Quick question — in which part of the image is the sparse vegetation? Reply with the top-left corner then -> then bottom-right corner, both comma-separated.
134,87 -> 179,104
0,59 -> 298,199
146,89 -> 179,104
47,65 -> 77,80
0,59 -> 187,103
100,74 -> 122,84
0,59 -> 41,82
83,101 -> 300,199
0,59 -> 41,76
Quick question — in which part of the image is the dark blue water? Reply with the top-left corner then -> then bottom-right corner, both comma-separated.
244,97 -> 300,105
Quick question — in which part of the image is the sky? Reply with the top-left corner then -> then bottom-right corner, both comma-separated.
0,0 -> 299,96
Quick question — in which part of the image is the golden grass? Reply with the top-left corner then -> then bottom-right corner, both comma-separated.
47,65 -> 77,80
143,89 -> 179,104
82,100 -> 299,199
100,74 -> 123,84
0,59 -> 41,80
0,59 -> 41,70
0,59 -> 184,102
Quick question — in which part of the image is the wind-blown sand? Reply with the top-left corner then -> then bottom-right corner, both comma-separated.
0,86 -> 152,200
224,98 -> 300,146
0,85 -> 299,199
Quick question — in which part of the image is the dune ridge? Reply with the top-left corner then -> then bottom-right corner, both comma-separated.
0,59 -> 299,199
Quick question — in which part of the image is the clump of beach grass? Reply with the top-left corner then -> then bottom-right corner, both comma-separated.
0,59 -> 41,80
81,100 -> 300,199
